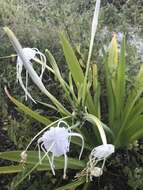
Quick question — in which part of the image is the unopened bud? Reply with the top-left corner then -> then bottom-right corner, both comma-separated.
20,151 -> 27,164
90,167 -> 103,177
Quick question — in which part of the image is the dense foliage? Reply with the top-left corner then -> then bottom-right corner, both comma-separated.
0,0 -> 143,190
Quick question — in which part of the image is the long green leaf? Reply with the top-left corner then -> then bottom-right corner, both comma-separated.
0,151 -> 85,188
5,88 -> 51,125
0,150 -> 85,186
125,115 -> 143,137
59,33 -> 97,115
104,54 -> 116,127
115,69 -> 143,145
59,33 -> 84,86
0,151 -> 85,169
125,98 -> 143,127
119,115 -> 143,145
0,165 -> 23,174
130,129 -> 143,142
122,64 -> 143,127
116,35 -> 126,119
56,178 -> 85,190
45,49 -> 72,101
92,64 -> 101,118
0,164 -> 53,174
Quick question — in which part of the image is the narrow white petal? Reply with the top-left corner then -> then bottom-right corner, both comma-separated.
41,142 -> 55,176
63,154 -> 67,179
25,71 -> 29,101
51,153 -> 55,168
69,132 -> 84,160
18,72 -> 36,103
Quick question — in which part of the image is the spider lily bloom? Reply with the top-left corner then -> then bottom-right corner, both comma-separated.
4,27 -> 71,115
90,144 -> 115,161
16,47 -> 46,102
21,120 -> 84,179
76,144 -> 115,182
88,144 -> 114,180
38,121 -> 84,179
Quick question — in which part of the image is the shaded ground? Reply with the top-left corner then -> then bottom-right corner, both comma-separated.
0,129 -> 16,190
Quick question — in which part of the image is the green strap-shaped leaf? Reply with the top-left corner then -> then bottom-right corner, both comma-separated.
116,35 -> 126,119
0,151 -> 85,169
59,33 -> 97,115
0,165 -> 23,174
59,33 -> 84,85
122,64 -> 143,128
118,114 -> 143,146
5,88 -> 51,125
130,129 -> 143,142
0,151 -> 85,188
56,178 -> 85,190
124,98 -> 143,128
115,64 -> 143,145
104,54 -> 115,128
0,164 -> 65,174
106,35 -> 118,127
92,64 -> 101,118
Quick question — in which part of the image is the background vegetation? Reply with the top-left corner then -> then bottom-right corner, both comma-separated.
0,0 -> 143,189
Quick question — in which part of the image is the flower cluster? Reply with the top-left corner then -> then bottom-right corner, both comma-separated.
5,0 -> 115,182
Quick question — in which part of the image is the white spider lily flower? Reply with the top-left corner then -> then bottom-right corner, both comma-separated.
76,144 -> 114,182
16,47 -> 46,102
37,121 -> 84,179
4,27 -> 70,116
22,119 -> 84,179
90,144 -> 115,160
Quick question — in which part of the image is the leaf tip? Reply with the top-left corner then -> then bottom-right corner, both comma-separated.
4,86 -> 11,100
